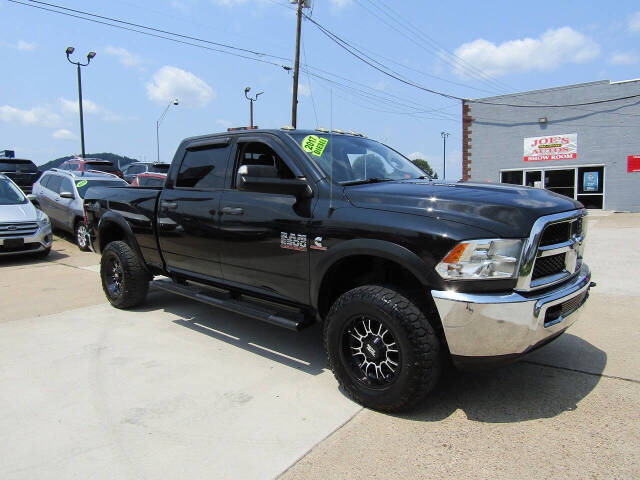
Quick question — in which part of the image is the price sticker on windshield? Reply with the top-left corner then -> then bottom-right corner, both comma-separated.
302,135 -> 329,157
76,180 -> 88,187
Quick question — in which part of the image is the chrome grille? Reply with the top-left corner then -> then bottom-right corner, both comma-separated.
0,222 -> 39,238
516,210 -> 587,292
539,222 -> 570,246
532,253 -> 566,280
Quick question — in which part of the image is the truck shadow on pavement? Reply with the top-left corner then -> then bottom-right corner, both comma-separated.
138,289 -> 328,376
401,334 -> 607,423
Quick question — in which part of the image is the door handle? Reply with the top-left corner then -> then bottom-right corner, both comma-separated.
160,200 -> 178,210
222,206 -> 244,215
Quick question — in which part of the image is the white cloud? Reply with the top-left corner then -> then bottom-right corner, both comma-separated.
407,151 -> 426,160
609,51 -> 639,65
59,98 -> 121,122
52,129 -> 75,140
452,27 -> 600,77
16,40 -> 36,51
104,46 -> 144,68
290,83 -> 311,97
0,105 -> 62,128
330,0 -> 352,8
146,66 -> 215,107
629,11 -> 640,32
211,0 -> 248,5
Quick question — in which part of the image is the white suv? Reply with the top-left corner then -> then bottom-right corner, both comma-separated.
0,173 -> 52,258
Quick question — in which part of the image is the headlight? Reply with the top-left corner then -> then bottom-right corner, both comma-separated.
436,239 -> 523,280
36,210 -> 50,227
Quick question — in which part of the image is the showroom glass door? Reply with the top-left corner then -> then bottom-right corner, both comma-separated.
544,169 -> 575,199
577,166 -> 604,209
525,170 -> 542,188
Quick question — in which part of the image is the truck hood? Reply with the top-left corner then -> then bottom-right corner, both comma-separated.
344,180 -> 582,237
0,202 -> 39,223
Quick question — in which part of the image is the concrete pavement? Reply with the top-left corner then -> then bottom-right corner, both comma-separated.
281,213 -> 640,480
1,213 -> 639,479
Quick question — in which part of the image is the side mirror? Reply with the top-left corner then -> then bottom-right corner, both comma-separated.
59,191 -> 75,199
27,194 -> 37,203
236,165 -> 312,198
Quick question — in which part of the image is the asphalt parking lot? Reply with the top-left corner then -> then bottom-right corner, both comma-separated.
1,214 -> 639,480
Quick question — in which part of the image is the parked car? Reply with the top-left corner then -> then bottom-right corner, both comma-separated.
31,169 -> 126,250
59,158 -> 124,179
130,172 -> 167,187
85,128 -> 592,412
0,173 -> 52,257
0,158 -> 42,194
122,162 -> 170,183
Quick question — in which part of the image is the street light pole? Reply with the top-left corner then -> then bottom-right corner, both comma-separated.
156,99 -> 179,163
441,131 -> 450,180
66,47 -> 96,158
244,87 -> 263,128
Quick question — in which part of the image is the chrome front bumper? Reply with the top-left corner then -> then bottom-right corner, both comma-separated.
432,264 -> 592,369
0,224 -> 53,256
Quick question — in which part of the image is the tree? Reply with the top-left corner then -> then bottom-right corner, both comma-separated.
411,159 -> 438,179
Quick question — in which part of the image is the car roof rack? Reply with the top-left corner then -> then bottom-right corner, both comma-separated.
86,169 -> 121,179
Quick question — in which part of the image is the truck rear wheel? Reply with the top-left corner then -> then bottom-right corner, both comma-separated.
100,241 -> 150,309
324,285 -> 442,412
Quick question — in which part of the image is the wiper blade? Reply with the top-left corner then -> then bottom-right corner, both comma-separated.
341,177 -> 394,186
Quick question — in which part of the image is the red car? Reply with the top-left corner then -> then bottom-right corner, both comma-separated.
59,157 -> 124,179
131,172 -> 167,187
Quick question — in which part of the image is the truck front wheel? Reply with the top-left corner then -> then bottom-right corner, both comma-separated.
100,241 -> 150,309
324,285 -> 442,412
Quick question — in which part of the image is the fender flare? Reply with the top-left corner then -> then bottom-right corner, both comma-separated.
97,211 -> 150,273
311,238 -> 432,311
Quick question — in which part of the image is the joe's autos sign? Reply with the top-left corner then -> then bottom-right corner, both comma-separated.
524,133 -> 577,162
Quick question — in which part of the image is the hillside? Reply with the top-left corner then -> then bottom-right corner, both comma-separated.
39,153 -> 138,171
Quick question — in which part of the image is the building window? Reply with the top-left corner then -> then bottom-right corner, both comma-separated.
501,170 -> 523,185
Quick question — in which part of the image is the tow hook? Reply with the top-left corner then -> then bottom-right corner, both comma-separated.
589,282 -> 597,288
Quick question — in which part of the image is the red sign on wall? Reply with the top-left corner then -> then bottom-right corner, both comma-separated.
629,155 -> 640,173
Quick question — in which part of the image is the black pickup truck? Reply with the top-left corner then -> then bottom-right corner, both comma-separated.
85,128 -> 593,411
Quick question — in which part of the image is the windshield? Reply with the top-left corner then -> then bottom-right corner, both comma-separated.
289,133 -> 427,184
75,179 -> 126,198
0,178 -> 28,205
148,164 -> 170,173
0,160 -> 38,173
86,162 -> 117,173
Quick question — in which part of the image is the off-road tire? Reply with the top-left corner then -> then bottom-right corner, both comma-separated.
75,220 -> 90,251
324,285 -> 442,412
100,241 -> 150,309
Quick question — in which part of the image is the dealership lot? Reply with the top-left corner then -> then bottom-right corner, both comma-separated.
1,214 -> 639,479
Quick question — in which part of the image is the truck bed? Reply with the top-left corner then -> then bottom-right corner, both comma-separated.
84,185 -> 163,268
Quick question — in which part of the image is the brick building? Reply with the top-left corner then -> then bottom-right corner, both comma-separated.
462,79 -> 640,211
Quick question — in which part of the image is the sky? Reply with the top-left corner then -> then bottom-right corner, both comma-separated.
1,0 -> 640,179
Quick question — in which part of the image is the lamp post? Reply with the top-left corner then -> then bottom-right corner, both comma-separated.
65,47 -> 96,158
440,131 -> 450,180
156,99 -> 179,163
244,87 -> 263,128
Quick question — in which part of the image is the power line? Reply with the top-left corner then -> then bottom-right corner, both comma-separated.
304,14 -> 640,110
362,0 -> 513,92
301,38 -> 319,127
8,0 -> 291,69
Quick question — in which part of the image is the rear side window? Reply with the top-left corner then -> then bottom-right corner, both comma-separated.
176,145 -> 230,189
47,175 -> 62,193
60,177 -> 74,194
148,163 -> 170,173
139,176 -> 166,187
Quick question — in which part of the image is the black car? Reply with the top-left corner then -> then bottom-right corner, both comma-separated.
0,158 -> 41,194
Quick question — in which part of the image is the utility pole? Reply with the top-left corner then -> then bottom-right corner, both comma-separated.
244,87 -> 263,128
441,131 -> 450,180
291,0 -> 310,128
